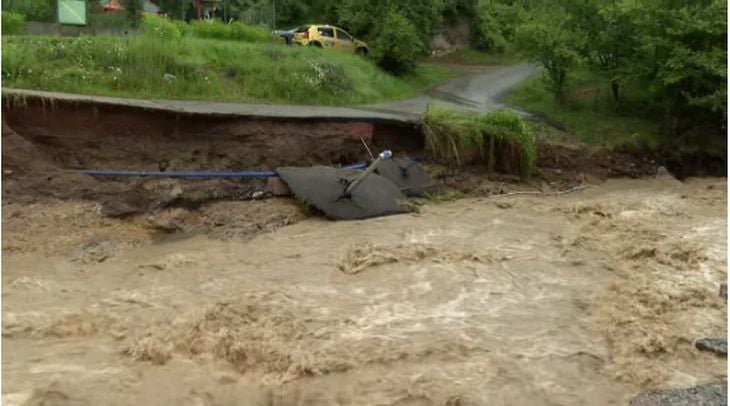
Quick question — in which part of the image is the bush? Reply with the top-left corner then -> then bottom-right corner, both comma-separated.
142,14 -> 181,41
173,20 -> 191,37
423,105 -> 535,179
473,7 -> 507,53
2,0 -> 53,22
89,12 -> 128,29
2,11 -> 25,35
473,1 -> 525,52
121,0 -> 143,28
337,0 -> 441,51
294,58 -> 352,96
372,7 -> 425,75
188,20 -> 273,43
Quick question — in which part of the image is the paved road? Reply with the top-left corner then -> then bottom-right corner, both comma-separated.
366,63 -> 536,116
1,89 -> 419,126
2,64 -> 536,123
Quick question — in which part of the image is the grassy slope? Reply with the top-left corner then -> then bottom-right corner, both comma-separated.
505,68 -> 660,148
1,35 -> 451,106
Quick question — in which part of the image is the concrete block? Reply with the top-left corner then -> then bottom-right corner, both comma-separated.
266,177 -> 291,196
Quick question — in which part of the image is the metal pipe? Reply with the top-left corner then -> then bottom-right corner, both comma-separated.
345,150 -> 392,196
75,162 -> 368,178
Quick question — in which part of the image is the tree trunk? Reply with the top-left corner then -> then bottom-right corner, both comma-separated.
611,79 -> 620,107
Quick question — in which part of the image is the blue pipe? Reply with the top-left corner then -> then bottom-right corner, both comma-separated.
77,162 -> 368,178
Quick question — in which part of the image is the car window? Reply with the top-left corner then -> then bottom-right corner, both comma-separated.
295,25 -> 310,33
336,29 -> 353,41
318,27 -> 335,38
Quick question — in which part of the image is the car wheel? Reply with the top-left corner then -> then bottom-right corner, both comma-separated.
356,47 -> 368,56
309,41 -> 322,48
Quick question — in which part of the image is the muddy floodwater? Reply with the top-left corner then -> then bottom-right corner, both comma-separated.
2,176 -> 726,405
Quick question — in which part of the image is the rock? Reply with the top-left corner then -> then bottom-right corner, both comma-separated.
147,208 -> 192,232
101,198 -> 142,217
720,283 -> 727,302
655,166 -> 673,179
170,185 -> 183,198
252,191 -> 265,200
71,240 -> 115,264
629,382 -> 727,406
265,177 -> 291,196
696,338 -> 727,356
163,73 -> 177,85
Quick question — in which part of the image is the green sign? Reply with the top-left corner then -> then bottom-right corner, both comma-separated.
57,0 -> 87,26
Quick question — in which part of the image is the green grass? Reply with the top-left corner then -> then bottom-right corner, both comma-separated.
506,68 -> 661,149
422,104 -> 536,179
430,48 -> 522,66
0,35 -> 451,106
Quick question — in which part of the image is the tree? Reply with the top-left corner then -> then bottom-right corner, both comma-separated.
514,9 -> 581,102
473,0 -> 526,52
562,0 -> 637,105
337,0 -> 442,52
121,0 -> 143,27
371,7 -> 425,75
627,0 -> 726,141
158,0 -> 193,20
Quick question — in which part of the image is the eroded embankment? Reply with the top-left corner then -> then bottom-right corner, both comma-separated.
3,94 -> 667,212
2,96 -> 422,215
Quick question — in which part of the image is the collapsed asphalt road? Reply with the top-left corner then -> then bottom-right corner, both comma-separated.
3,63 -> 537,126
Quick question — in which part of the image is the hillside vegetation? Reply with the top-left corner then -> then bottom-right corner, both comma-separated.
1,16 -> 450,105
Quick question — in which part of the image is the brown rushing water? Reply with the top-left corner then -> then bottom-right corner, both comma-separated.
3,177 -> 726,406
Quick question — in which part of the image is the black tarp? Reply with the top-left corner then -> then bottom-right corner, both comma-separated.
374,158 -> 436,197
276,166 -> 407,220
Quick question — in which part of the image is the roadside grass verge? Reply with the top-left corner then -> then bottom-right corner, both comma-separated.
0,35 -> 451,106
506,68 -> 661,150
422,104 -> 536,179
430,48 -> 522,66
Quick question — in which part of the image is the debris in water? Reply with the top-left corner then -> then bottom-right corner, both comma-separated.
695,338 -> 727,356
629,382 -> 727,406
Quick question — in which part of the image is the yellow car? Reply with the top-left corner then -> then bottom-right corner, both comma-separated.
292,25 -> 369,55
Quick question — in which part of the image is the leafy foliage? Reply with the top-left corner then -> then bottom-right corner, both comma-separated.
143,14 -> 182,41
626,0 -> 726,139
2,11 -> 25,35
121,0 -> 143,28
89,12 -> 128,29
337,0 -> 442,51
371,7 -> 425,75
473,0 -> 525,53
157,0 -> 193,20
514,9 -> 582,102
1,0 -> 54,22
185,19 -> 274,43
507,0 -> 726,156
423,105 -> 536,179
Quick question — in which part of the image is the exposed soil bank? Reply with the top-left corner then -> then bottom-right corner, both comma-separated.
2,96 -> 721,216
2,99 -> 421,214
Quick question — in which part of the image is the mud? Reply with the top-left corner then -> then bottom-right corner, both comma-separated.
3,176 -> 726,405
